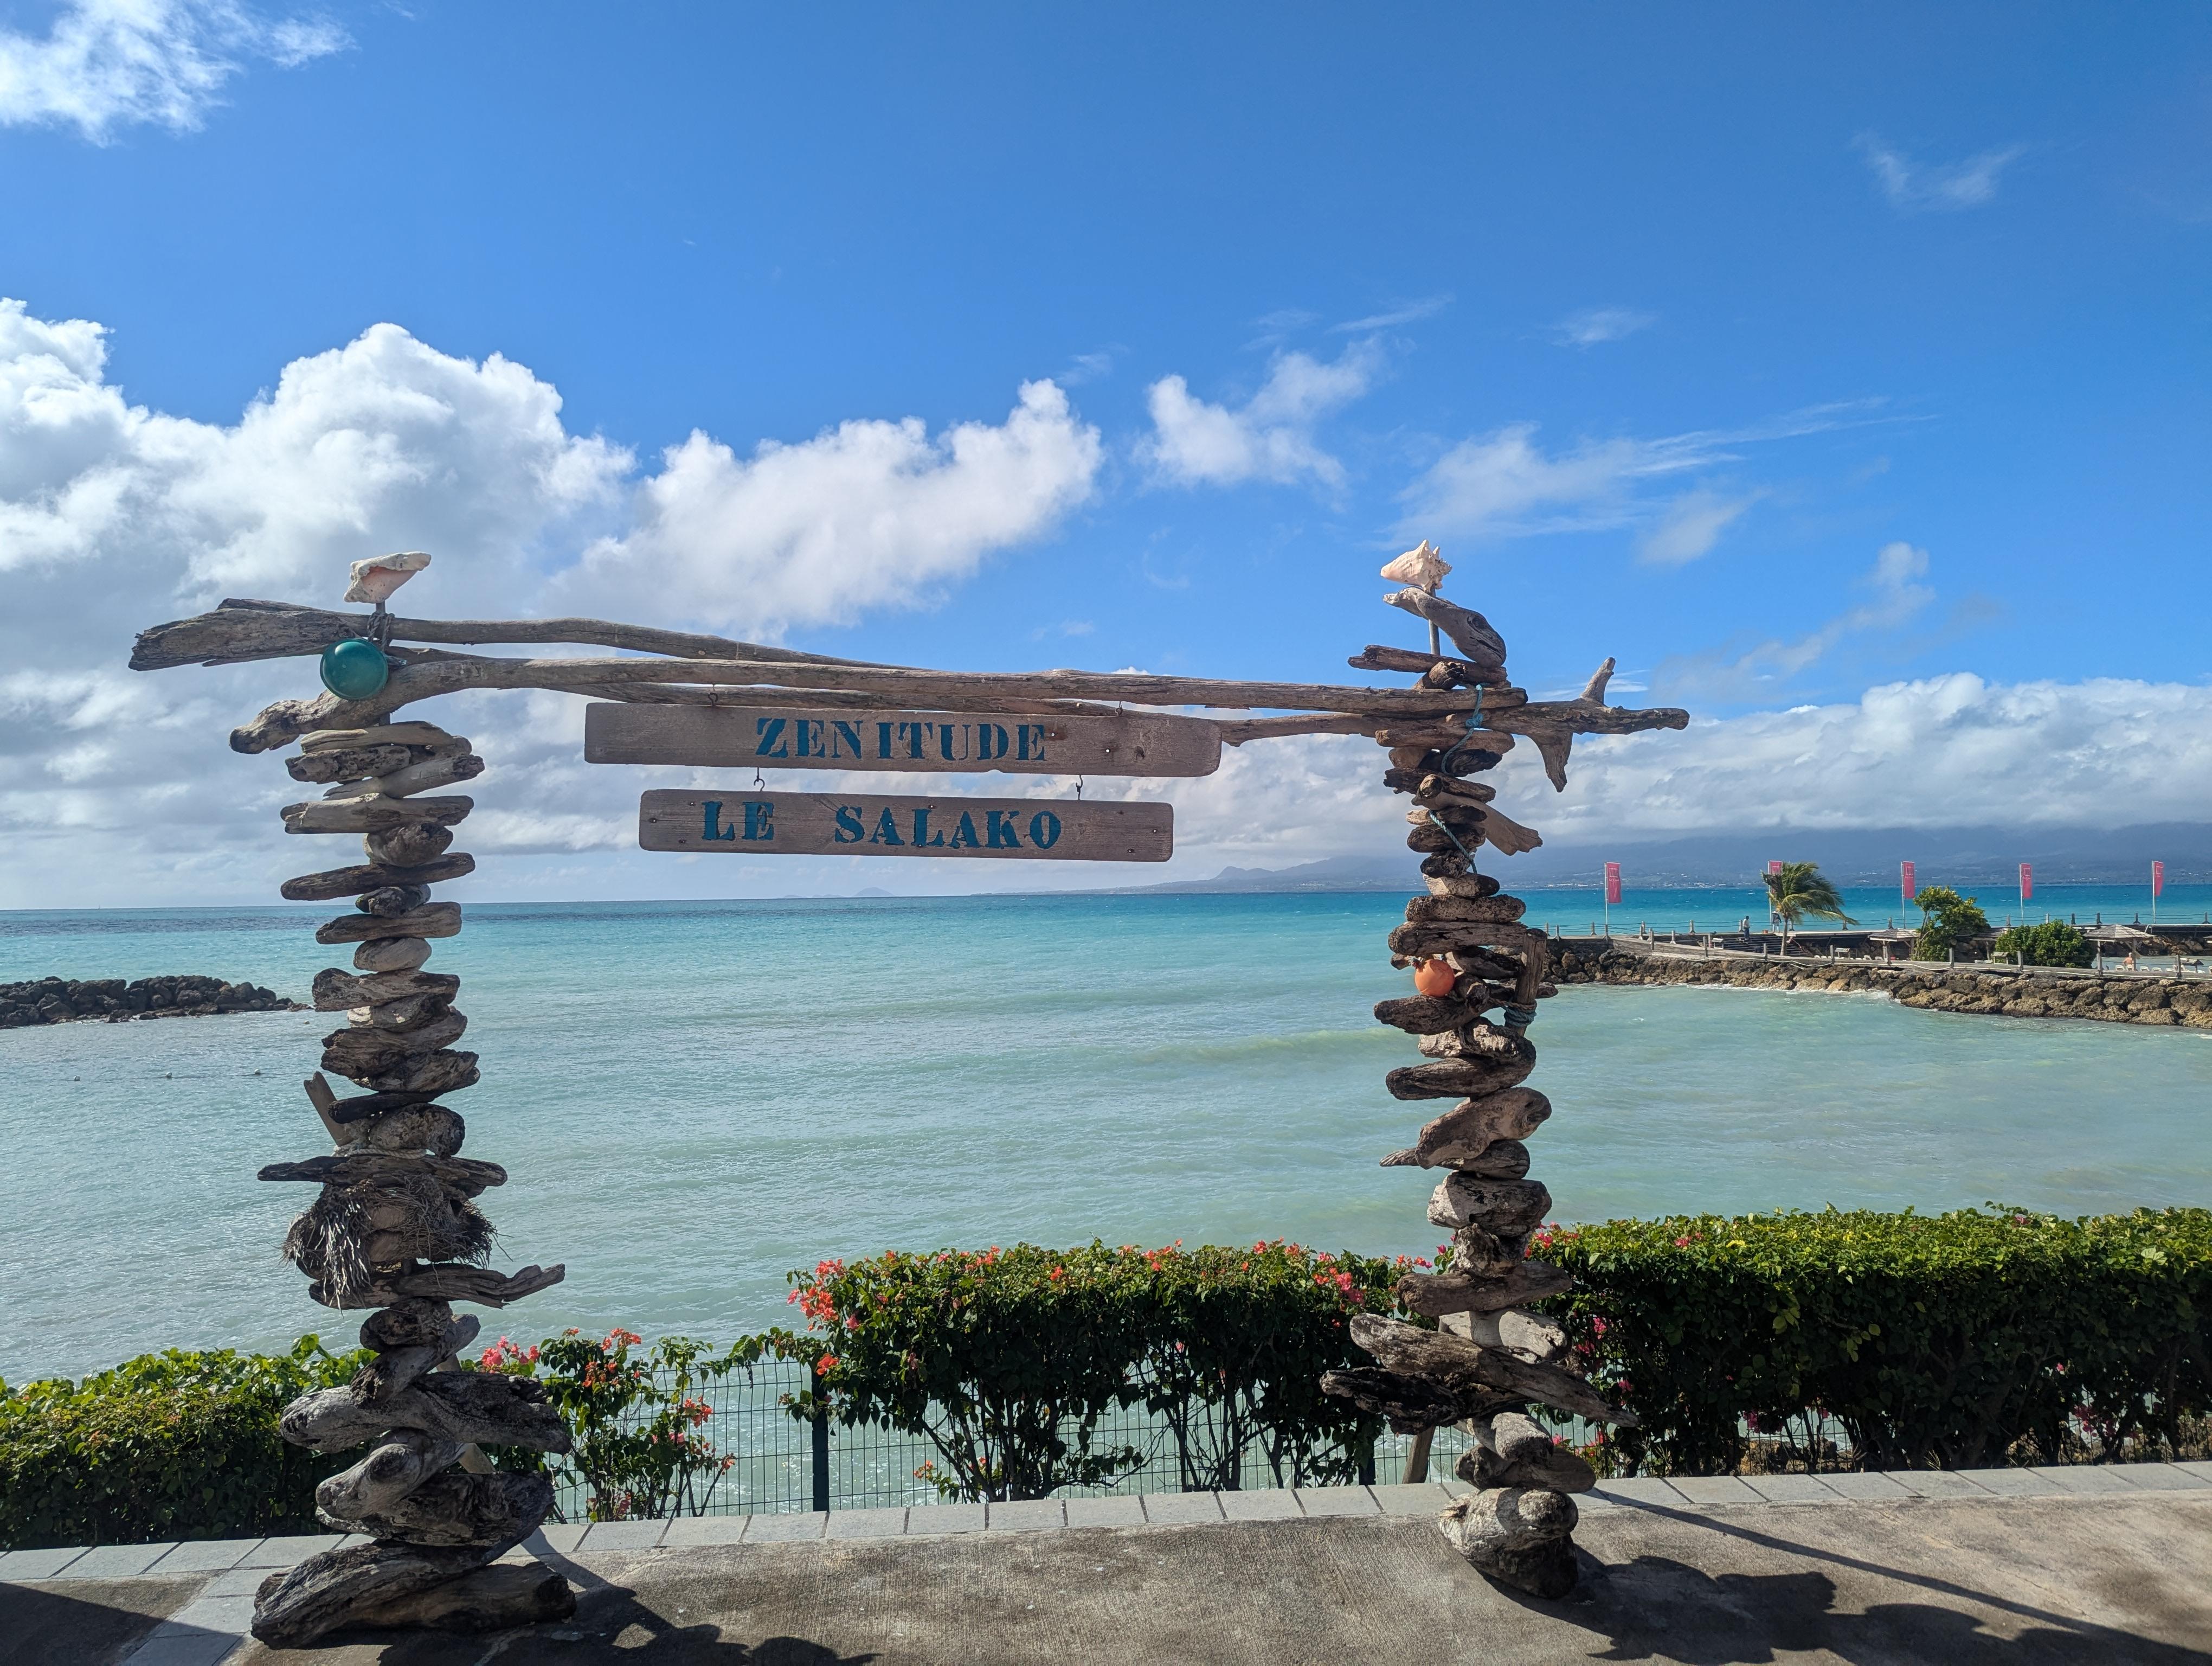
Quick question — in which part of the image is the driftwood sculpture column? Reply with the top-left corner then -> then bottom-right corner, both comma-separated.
1322,543 -> 1686,1599
248,717 -> 575,1646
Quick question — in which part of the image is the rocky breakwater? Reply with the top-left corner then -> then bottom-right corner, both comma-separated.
1553,944 -> 2212,1029
0,975 -> 300,1027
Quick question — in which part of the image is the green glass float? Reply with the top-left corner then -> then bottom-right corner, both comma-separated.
319,638 -> 390,700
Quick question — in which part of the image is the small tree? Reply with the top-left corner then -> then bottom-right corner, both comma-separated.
1993,920 -> 2093,968
1912,886 -> 1990,961
1763,862 -> 1855,954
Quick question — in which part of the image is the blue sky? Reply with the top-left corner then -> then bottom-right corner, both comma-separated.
2,3 -> 2209,902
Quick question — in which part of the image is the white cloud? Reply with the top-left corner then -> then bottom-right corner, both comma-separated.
1140,341 -> 1381,490
1517,672 -> 2212,842
560,380 -> 1101,635
0,0 -> 346,142
1400,422 -> 1715,541
0,299 -> 1106,905
1660,541 -> 1936,696
1399,403 -> 1887,544
1333,295 -> 1452,332
1636,490 -> 1756,567
1856,134 -> 2025,212
1552,306 -> 1654,347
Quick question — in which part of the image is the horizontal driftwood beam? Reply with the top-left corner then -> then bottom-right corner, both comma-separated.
128,598 -> 898,672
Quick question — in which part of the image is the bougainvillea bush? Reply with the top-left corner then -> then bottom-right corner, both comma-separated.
1539,1207 -> 2212,1476
786,1240 -> 1422,1499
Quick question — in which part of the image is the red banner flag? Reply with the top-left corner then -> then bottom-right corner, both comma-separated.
1604,861 -> 1622,905
1900,860 -> 1916,902
2153,860 -> 2165,899
1766,860 -> 1784,875
2019,862 -> 2033,902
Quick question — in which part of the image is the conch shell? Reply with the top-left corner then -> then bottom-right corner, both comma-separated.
344,551 -> 430,606
1379,540 -> 1449,593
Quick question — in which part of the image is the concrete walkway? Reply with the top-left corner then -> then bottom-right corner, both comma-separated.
4,1460 -> 2209,1664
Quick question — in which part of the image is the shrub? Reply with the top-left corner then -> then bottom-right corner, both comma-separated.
1993,920 -> 2095,967
1912,886 -> 1989,960
0,1337 -> 370,1550
477,1328 -> 809,1521
1539,1207 -> 2212,1475
787,1240 -> 1411,1499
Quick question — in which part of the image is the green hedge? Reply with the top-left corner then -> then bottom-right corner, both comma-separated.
0,1337 -> 370,1550
1539,1207 -> 2212,1475
7,1212 -> 2206,1544
790,1240 -> 1414,1498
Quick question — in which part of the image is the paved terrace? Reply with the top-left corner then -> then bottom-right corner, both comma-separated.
5,1460 -> 2209,1664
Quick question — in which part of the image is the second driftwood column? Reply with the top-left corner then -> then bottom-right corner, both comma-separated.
1323,542 -> 1673,1599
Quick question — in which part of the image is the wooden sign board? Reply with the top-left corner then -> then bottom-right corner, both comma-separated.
587,702 -> 1220,778
638,791 -> 1173,862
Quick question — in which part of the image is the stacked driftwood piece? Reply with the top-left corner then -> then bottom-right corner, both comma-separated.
128,564 -> 1685,1634
1319,543 -> 1687,1599
243,717 -> 577,1645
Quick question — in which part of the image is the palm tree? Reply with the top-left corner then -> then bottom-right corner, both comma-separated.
1764,862 -> 1856,955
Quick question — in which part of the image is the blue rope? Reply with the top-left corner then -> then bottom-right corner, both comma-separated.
1435,687 -> 1486,772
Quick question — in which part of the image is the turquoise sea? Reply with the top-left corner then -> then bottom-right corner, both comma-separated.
4,887 -> 2210,1383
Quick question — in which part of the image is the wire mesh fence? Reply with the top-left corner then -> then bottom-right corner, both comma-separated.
538,1360 -> 1865,1522
542,1357 -> 1392,1522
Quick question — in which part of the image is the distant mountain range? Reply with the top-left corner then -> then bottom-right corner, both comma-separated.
1105,824 -> 2212,894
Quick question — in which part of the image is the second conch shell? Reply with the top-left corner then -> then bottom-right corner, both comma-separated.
344,551 -> 431,606
1379,540 -> 1450,593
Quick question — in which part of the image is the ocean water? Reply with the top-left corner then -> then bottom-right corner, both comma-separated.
4,891 -> 2210,1383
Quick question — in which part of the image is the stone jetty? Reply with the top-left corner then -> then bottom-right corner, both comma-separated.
1553,941 -> 2212,1029
0,975 -> 299,1027
1318,542 -> 1688,1599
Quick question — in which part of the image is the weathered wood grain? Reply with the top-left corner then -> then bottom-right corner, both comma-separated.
132,597 -> 891,673
365,824 -> 455,866
639,791 -> 1173,862
1390,921 -> 1547,959
355,936 -> 435,972
1405,894 -> 1525,925
1427,1175 -> 1552,1236
317,903 -> 461,944
320,752 -> 484,800
587,702 -> 1223,778
281,1374 -> 572,1453
1383,1088 -> 1553,1168
1316,1365 -> 1519,1434
312,968 -> 460,1010
357,883 -> 435,918
1346,645 -> 1508,684
1349,1314 -> 1625,1424
352,1048 -> 480,1097
226,650 -> 1532,752
1394,1260 -> 1576,1317
349,1105 -> 467,1158
314,1431 -> 464,1520
1385,1054 -> 1538,1101
287,745 -> 415,784
250,1541 -> 502,1649
300,722 -> 461,754
345,1560 -> 575,1636
1382,589 -> 1508,663
1438,1489 -> 1580,1597
318,1469 -> 554,1548
258,1150 -> 504,1192
283,854 -> 475,902
284,795 -> 473,835
1414,1023 -> 1531,1061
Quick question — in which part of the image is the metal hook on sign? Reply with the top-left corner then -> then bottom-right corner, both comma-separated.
752,766 -> 766,791
1075,774 -> 1085,802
